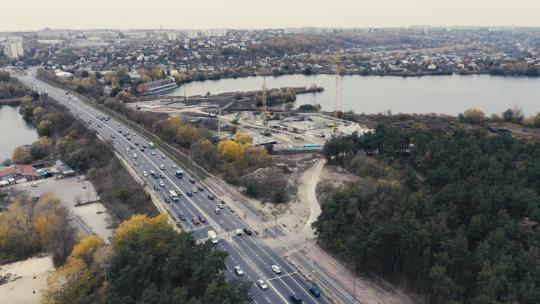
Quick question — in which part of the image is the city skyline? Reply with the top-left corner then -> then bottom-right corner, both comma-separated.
1,0 -> 540,31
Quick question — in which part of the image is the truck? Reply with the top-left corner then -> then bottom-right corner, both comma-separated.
148,142 -> 155,149
207,230 -> 218,244
168,190 -> 179,201
175,170 -> 184,178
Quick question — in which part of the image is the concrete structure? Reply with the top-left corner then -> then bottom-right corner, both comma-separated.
4,37 -> 23,59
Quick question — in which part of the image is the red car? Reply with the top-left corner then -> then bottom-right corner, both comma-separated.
192,217 -> 200,225
198,215 -> 206,223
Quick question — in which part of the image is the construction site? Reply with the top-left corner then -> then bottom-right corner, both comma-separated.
126,52 -> 371,155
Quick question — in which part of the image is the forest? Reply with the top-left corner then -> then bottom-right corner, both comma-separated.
43,215 -> 250,304
316,125 -> 540,303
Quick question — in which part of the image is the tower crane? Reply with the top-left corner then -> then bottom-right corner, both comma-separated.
332,50 -> 342,136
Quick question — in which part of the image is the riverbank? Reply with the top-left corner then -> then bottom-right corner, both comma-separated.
0,98 -> 21,106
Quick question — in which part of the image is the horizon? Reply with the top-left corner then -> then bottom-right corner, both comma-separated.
2,0 -> 540,32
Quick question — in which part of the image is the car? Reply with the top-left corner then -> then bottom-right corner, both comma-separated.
142,171 -> 148,177
110,134 -> 115,138
31,182 -> 38,187
243,228 -> 252,235
159,181 -> 165,187
125,148 -> 130,152
127,137 -> 131,141
198,215 -> 206,222
142,144 -> 147,148
130,145 -> 134,149
192,187 -> 198,193
308,287 -> 321,298
256,279 -> 268,290
271,265 -> 282,274
140,148 -> 145,152
289,295 -> 303,304
134,142 -> 139,146
161,155 -> 166,159
191,217 -> 200,225
235,229 -> 243,236
151,151 -> 156,155
189,178 -> 196,183
179,214 -> 186,221
172,164 -> 177,168
215,208 -> 221,214
218,203 -> 225,209
160,173 -> 165,178
186,191 -> 193,196
208,194 -> 215,200
234,266 -> 244,276
198,186 -> 204,191
160,164 -> 165,170
164,196 -> 171,203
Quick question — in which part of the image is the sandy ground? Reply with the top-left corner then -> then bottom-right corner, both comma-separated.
15,176 -> 114,243
0,255 -> 54,304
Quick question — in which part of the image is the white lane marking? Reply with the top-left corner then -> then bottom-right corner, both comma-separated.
267,271 -> 298,281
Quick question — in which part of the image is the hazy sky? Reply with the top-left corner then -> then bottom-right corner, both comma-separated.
2,0 -> 539,31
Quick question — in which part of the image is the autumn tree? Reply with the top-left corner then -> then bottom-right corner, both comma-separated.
12,146 -> 31,163
218,140 -> 245,162
462,108 -> 486,124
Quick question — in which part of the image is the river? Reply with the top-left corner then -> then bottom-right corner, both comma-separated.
165,74 -> 540,116
0,106 -> 38,161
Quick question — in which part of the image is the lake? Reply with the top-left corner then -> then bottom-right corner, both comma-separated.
0,106 -> 38,161
166,74 -> 540,116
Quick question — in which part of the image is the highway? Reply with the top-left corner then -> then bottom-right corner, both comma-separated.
16,70 -> 329,304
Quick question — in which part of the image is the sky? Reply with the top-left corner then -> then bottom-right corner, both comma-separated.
1,0 -> 539,31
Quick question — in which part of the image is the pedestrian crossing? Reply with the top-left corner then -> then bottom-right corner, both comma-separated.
195,230 -> 238,244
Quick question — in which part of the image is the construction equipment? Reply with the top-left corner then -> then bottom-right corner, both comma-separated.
262,74 -> 268,126
332,50 -> 342,136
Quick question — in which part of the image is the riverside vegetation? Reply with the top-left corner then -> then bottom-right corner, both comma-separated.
316,125 -> 540,304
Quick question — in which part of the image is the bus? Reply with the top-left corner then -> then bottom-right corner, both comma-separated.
168,190 -> 179,201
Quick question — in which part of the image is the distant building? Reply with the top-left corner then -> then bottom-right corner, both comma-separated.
4,37 -> 23,59
138,77 -> 177,95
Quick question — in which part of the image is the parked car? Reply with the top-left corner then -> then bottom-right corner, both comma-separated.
271,265 -> 282,274
191,217 -> 200,225
208,194 -> 215,200
243,228 -> 252,235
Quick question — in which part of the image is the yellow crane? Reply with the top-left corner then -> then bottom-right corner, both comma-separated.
333,50 -> 342,135
262,74 -> 268,126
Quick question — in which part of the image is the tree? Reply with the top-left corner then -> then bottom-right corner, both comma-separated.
235,132 -> 253,145
0,71 -> 10,82
218,140 -> 245,162
12,146 -> 31,164
29,141 -> 47,160
462,108 -> 486,124
38,119 -> 54,137
67,148 -> 90,171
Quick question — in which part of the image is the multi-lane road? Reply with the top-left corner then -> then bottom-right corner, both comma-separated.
16,70 -> 329,304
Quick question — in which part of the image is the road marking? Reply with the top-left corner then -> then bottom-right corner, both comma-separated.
266,271 -> 298,281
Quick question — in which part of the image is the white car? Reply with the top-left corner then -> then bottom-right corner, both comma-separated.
151,151 -> 156,155
125,148 -> 130,152
235,229 -> 243,236
192,187 -> 198,193
271,265 -> 282,274
143,171 -> 148,177
234,266 -> 244,276
256,279 -> 268,290
215,208 -> 221,214
218,203 -> 225,209
159,181 -> 165,187
31,182 -> 38,187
